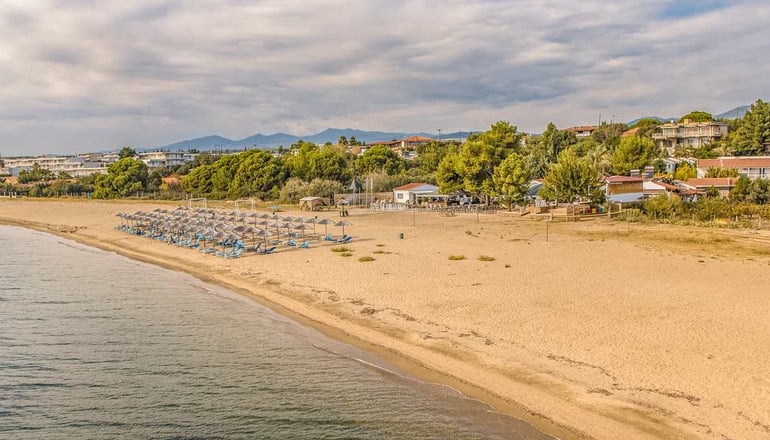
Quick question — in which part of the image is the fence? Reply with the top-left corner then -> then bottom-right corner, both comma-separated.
369,202 -> 500,215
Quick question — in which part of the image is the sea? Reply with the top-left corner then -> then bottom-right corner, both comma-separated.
0,226 -> 552,440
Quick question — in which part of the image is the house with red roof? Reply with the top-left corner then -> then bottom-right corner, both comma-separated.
564,125 -> 597,138
697,157 -> 770,179
392,182 -> 438,204
682,178 -> 738,197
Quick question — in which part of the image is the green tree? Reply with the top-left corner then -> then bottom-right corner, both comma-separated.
284,140 -> 318,180
704,167 -> 739,178
541,150 -> 601,203
730,175 -> 752,202
730,99 -> 770,156
539,122 -> 576,162
492,152 -> 530,209
355,145 -> 405,175
449,122 -> 524,203
17,163 -> 54,183
611,136 -> 659,175
118,146 -> 137,159
590,122 -> 627,151
435,152 -> 464,194
210,154 -> 243,198
93,158 -> 148,198
229,150 -> 286,199
679,111 -> 713,123
674,162 -> 697,180
631,118 -> 663,138
414,141 -> 459,175
307,146 -> 351,183
181,163 -> 215,197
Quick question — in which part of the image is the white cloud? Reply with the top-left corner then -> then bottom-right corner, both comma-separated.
0,0 -> 768,154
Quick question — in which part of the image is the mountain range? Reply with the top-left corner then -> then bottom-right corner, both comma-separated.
149,104 -> 754,152
153,129 -> 472,152
626,105 -> 751,127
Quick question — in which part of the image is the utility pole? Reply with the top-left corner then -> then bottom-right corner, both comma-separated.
438,128 -> 442,142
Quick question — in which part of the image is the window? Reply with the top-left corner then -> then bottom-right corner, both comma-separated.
397,193 -> 404,199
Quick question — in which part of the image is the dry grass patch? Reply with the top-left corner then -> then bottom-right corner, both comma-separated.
340,252 -> 353,257
477,255 -> 496,262
448,255 -> 466,261
358,256 -> 375,262
331,246 -> 352,253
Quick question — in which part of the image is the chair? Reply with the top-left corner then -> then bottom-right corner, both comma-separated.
299,240 -> 310,249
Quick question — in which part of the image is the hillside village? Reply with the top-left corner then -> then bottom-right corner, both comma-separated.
2,99 -> 770,224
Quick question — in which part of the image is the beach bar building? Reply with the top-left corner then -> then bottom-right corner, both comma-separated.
393,183 -> 439,204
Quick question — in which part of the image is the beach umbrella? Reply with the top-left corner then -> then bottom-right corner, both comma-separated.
259,213 -> 270,219
303,217 -> 318,235
334,220 -> 351,236
293,223 -> 310,237
317,218 -> 332,236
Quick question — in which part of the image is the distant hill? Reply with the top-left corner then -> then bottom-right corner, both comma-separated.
158,135 -> 235,151
152,128 -> 468,151
626,104 -> 753,127
626,116 -> 677,126
714,105 -> 750,120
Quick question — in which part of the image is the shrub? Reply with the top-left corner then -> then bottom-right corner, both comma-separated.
477,255 -> 495,262
448,255 -> 466,260
331,246 -> 352,253
358,256 -> 375,262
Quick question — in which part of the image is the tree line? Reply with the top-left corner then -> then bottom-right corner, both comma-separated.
4,99 -> 769,211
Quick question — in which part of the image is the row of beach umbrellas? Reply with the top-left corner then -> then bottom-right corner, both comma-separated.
115,207 -> 350,250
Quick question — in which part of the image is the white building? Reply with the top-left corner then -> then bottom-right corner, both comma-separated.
653,120 -> 728,154
392,182 -> 439,204
138,151 -> 195,168
1,156 -> 108,177
697,157 -> 770,179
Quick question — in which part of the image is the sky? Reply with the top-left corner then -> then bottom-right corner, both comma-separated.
1,0 -> 768,156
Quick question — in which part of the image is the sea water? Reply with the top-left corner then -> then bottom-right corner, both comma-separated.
0,226 -> 551,439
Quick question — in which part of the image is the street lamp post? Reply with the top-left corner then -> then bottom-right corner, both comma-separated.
438,128 -> 442,142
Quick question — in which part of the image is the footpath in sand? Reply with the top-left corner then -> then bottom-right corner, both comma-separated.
2,198 -> 769,440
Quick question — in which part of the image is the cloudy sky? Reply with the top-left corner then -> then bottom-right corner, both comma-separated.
1,0 -> 768,155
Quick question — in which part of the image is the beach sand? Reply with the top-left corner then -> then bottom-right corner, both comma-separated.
2,198 -> 769,439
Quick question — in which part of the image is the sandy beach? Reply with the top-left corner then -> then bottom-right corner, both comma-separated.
2,198 -> 769,439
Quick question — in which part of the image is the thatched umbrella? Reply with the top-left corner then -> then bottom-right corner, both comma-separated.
334,220 -> 351,236
293,223 -> 310,238
317,218 -> 332,236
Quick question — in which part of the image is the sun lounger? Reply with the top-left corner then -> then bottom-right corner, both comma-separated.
299,240 -> 310,249
334,235 -> 352,244
257,246 -> 276,255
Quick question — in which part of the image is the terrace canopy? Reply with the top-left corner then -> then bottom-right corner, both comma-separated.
299,196 -> 329,211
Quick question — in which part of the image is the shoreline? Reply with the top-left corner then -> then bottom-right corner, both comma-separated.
3,199 -> 770,439
0,217 -> 572,440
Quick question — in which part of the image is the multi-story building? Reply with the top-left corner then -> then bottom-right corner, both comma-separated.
137,151 -> 195,168
653,120 -> 728,154
697,157 -> 770,179
1,156 -> 108,177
